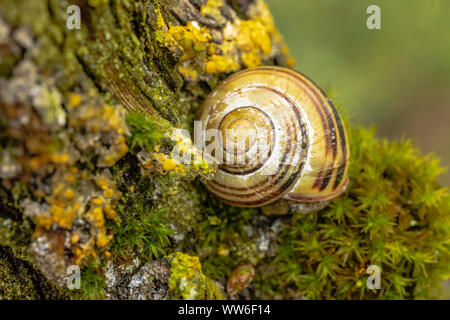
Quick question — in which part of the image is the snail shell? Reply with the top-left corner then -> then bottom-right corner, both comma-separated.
197,66 -> 350,207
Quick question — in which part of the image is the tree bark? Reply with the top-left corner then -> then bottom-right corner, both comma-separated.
0,0 -> 292,299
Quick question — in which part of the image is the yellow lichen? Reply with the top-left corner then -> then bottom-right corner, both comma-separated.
155,5 -> 166,29
147,131 -> 216,178
96,176 -> 109,189
71,232 -> 80,244
51,152 -> 69,164
155,0 -> 294,79
33,166 -> 121,264
241,49 -> 262,69
161,21 -> 212,51
49,203 -> 76,229
12,89 -> 129,273
88,207 -> 105,227
96,232 -> 113,248
247,0 -> 296,67
162,158 -> 177,171
63,188 -> 75,200
235,20 -> 272,55
205,54 -> 239,74
177,64 -> 199,81
74,242 -> 97,265
247,0 -> 277,35
91,197 -> 104,205
218,245 -> 230,257
153,152 -> 186,174
68,93 -> 82,109
201,0 -> 226,25
103,188 -> 114,198
168,252 -> 223,300
35,216 -> 52,231
103,204 -> 117,221
70,102 -> 129,168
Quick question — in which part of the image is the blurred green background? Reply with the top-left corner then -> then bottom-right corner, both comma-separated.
266,0 -> 450,186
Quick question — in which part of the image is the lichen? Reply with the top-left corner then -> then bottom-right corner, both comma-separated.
156,0 -> 295,81
168,252 -> 223,299
201,0 -> 227,26
126,111 -> 215,179
0,57 -> 129,286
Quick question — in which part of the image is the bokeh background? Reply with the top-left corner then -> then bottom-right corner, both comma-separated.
266,0 -> 450,186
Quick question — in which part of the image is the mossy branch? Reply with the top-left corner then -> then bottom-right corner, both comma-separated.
0,0 -> 448,300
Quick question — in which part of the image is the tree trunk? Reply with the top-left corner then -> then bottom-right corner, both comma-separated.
0,0 -> 292,299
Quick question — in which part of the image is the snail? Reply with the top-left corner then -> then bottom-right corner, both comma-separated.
197,66 -> 349,207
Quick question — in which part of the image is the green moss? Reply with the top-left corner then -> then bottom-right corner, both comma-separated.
88,0 -> 110,7
109,156 -> 173,263
126,111 -> 166,152
111,205 -> 173,262
169,123 -> 448,300
155,178 -> 204,234
66,257 -> 107,300
0,218 -> 33,248
251,126 -> 450,299
168,252 -> 223,300
189,196 -> 261,281
72,0 -> 182,124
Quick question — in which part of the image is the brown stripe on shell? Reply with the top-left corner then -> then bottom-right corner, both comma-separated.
319,164 -> 334,191
333,163 -> 346,190
328,100 -> 348,190
312,163 -> 335,191
258,67 -> 348,192
286,177 -> 349,203
256,67 -> 338,159
301,69 -> 348,189
222,161 -> 306,207
312,167 -> 325,189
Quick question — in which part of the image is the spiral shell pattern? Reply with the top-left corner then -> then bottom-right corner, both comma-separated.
197,66 -> 350,207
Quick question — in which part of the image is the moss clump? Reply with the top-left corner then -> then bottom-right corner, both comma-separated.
168,252 -> 223,300
126,112 -> 166,153
251,127 -> 449,299
186,197 -> 261,282
66,257 -> 107,300
109,156 -> 173,263
112,203 -> 173,262
0,218 -> 33,248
